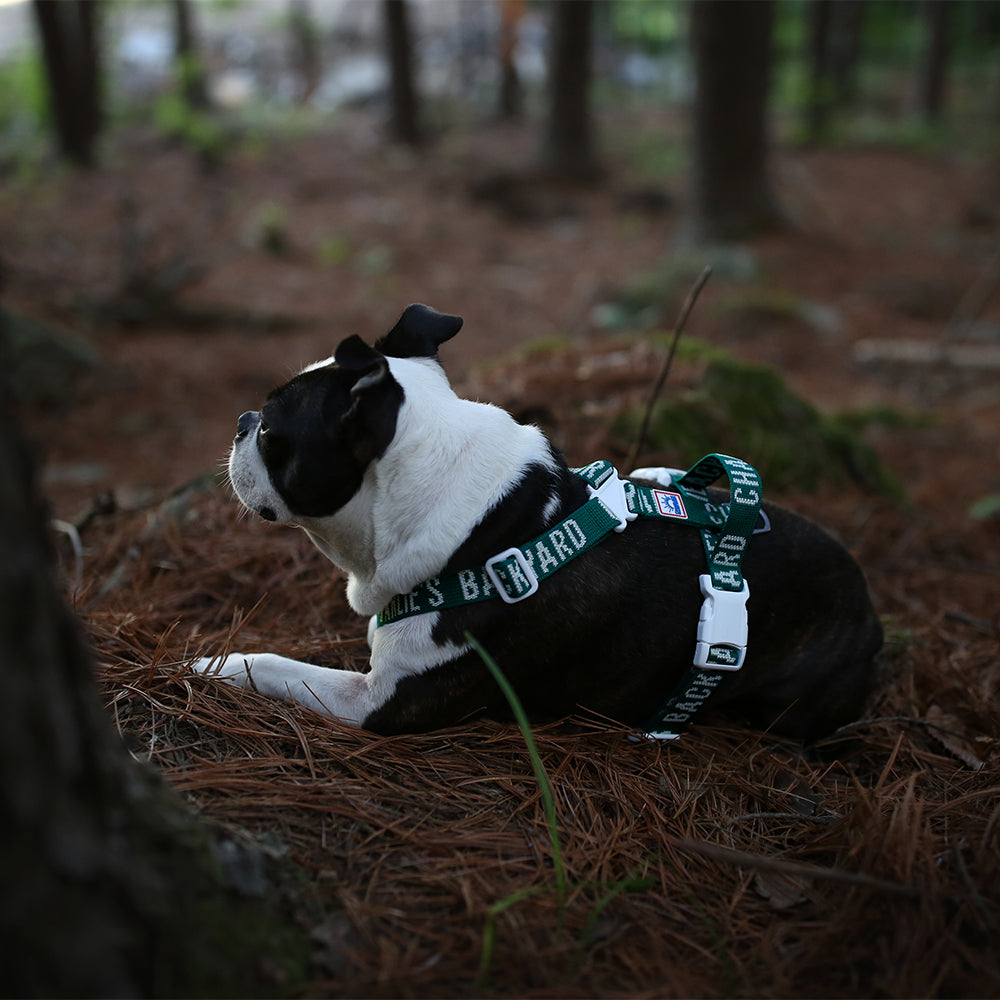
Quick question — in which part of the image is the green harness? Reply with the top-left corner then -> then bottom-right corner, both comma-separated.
375,454 -> 765,740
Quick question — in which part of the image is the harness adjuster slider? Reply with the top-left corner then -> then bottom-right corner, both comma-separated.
484,547 -> 540,604
693,574 -> 749,671
587,471 -> 638,533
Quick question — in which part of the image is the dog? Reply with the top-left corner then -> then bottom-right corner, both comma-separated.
191,304 -> 882,739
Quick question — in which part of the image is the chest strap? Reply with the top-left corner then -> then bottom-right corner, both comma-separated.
375,454 -> 763,741
626,455 -> 763,740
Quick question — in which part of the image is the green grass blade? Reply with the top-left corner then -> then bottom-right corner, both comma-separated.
465,631 -> 566,899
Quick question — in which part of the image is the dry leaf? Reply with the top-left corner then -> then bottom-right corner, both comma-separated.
753,870 -> 812,910
925,705 -> 984,771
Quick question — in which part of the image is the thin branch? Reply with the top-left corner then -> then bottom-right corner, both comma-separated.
626,266 -> 712,471
671,837 -> 919,898
943,250 -> 1000,343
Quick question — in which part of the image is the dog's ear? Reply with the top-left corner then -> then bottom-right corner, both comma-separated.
334,334 -> 382,372
333,335 -> 402,463
374,303 -> 463,360
334,334 -> 395,400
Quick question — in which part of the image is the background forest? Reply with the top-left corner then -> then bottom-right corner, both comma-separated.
1,1 -> 999,997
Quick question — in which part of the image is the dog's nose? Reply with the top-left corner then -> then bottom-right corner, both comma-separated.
235,411 -> 259,442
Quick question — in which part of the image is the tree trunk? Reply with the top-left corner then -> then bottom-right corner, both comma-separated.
828,0 -> 865,108
803,0 -> 833,144
289,0 -> 321,105
803,0 -> 866,144
383,0 -> 421,146
917,0 -> 950,123
498,0 -> 525,121
32,0 -> 103,166
541,0 -> 601,179
172,0 -> 211,111
0,322 -> 307,996
687,0 -> 781,243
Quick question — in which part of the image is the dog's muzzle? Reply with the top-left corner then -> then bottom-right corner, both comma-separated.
235,410 -> 259,442
229,411 -> 278,521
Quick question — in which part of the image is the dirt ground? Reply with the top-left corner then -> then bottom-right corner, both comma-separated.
4,113 -> 999,996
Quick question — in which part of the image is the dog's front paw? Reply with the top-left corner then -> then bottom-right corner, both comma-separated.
189,653 -> 256,687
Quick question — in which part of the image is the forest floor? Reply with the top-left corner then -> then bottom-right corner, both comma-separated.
4,112 -> 1000,996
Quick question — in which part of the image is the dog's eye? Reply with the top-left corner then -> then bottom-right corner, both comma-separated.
259,419 -> 269,436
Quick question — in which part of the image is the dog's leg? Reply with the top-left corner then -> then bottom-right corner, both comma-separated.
189,653 -> 372,725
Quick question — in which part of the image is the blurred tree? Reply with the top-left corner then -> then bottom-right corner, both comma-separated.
0,327 -> 308,995
828,0 -> 866,108
804,0 -> 835,143
384,0 -> 422,145
32,0 -> 102,166
498,0 -> 525,121
803,0 -> 865,144
172,0 -> 210,111
917,0 -> 951,123
688,0 -> 781,242
541,0 -> 601,179
289,0 -> 321,105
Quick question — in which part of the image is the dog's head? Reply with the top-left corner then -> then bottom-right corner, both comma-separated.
228,304 -> 462,523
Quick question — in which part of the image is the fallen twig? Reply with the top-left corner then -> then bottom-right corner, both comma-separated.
626,265 -> 712,471
671,837 -> 919,898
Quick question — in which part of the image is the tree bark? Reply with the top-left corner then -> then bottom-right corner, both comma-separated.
688,0 -> 781,243
383,0 -> 421,146
803,0 -> 866,144
917,0 -> 950,123
288,0 -> 321,105
498,0 -> 525,121
32,0 -> 103,166
0,321 -> 307,996
828,0 -> 865,108
541,0 -> 601,179
804,0 -> 833,144
172,0 -> 211,111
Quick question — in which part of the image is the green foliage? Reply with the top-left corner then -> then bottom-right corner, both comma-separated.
516,334 -> 573,359
713,285 -> 809,322
0,49 -> 47,128
612,0 -> 684,54
247,201 -> 290,256
154,91 -> 225,163
317,234 -> 352,267
0,49 -> 50,168
839,115 -> 951,153
595,249 -> 760,332
862,1 -> 925,63
623,129 -> 688,183
355,244 -> 394,277
834,404 -> 932,434
615,352 -> 904,497
969,494 -> 1000,521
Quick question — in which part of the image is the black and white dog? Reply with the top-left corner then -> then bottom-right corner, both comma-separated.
191,304 -> 882,739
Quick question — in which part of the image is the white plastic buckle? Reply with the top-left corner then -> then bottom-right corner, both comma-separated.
484,547 -> 540,604
628,466 -> 687,485
587,472 -> 638,533
693,574 -> 749,671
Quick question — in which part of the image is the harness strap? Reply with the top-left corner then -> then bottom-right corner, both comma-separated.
375,455 -> 763,742
376,489 -> 623,626
635,454 -> 762,740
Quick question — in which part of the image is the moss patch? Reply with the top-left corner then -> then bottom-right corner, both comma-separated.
615,353 -> 905,496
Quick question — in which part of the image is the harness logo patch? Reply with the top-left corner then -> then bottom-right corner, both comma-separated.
651,489 -> 688,520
